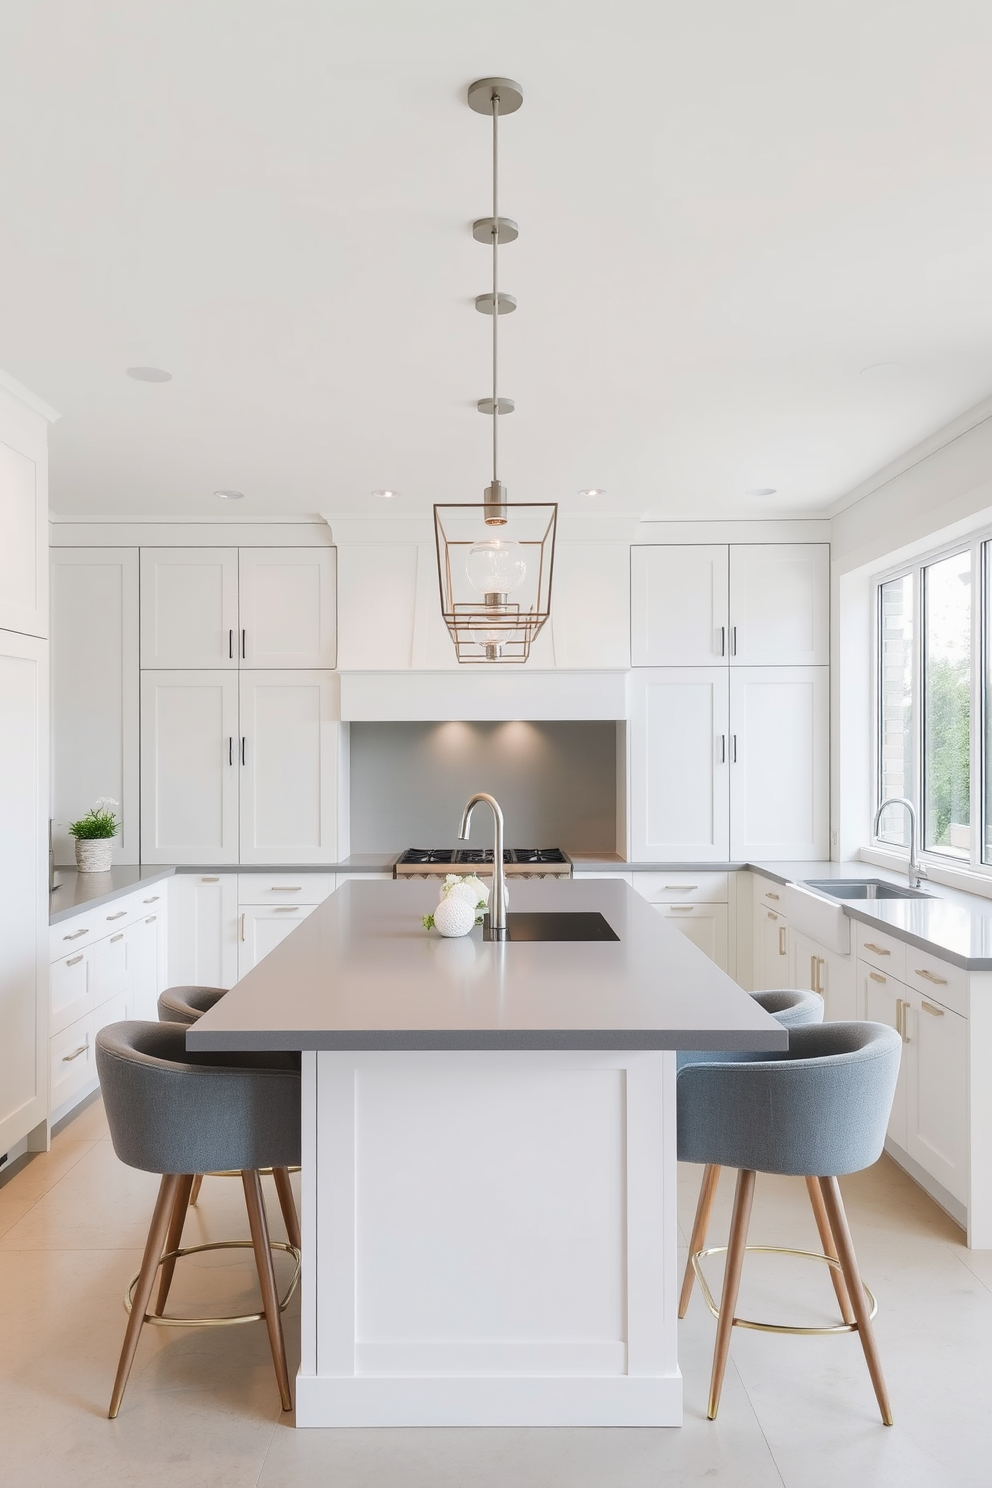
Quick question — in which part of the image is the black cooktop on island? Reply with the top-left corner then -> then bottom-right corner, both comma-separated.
398,848 -> 570,866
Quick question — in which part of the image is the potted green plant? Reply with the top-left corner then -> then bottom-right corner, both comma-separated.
68,797 -> 120,872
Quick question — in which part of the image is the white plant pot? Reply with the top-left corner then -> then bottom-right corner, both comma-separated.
75,838 -> 113,872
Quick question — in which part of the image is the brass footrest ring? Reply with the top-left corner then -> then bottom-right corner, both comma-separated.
197,1166 -> 301,1179
124,1240 -> 301,1328
692,1244 -> 877,1335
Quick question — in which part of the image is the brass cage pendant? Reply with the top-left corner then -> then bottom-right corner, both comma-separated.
434,501 -> 557,664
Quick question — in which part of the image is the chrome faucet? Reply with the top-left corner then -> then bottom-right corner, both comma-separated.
458,792 -> 507,938
873,797 -> 928,888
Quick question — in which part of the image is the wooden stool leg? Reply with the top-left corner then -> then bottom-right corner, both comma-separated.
108,1173 -> 182,1419
188,1173 -> 204,1207
271,1166 -> 302,1253
707,1168 -> 755,1421
242,1169 -> 293,1412
818,1176 -> 893,1426
679,1164 -> 721,1318
153,1173 -> 194,1317
805,1175 -> 855,1326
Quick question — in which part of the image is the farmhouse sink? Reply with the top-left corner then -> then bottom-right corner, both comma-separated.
803,878 -> 933,901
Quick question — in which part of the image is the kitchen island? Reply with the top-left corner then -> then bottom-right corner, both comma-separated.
188,877 -> 785,1427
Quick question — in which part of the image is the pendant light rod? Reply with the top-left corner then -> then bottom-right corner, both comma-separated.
492,88 -> 500,489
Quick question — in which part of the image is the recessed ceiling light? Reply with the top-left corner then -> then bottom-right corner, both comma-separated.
214,489 -> 244,500
372,489 -> 399,499
579,488 -> 606,497
746,487 -> 777,497
126,366 -> 172,382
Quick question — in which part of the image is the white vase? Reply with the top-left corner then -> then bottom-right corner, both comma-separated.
75,838 -> 113,872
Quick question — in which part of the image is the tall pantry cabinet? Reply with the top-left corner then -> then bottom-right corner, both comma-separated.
0,373 -> 57,1159
628,544 -> 829,860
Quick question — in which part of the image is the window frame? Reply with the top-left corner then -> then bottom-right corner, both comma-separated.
872,533 -> 983,873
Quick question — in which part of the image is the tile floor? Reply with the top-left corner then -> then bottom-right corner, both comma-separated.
0,1093 -> 989,1487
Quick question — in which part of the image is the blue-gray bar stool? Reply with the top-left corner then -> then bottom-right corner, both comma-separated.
677,1020 -> 902,1424
96,1020 -> 302,1418
678,988 -> 824,1317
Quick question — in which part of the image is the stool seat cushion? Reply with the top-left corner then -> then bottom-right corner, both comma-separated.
96,1021 -> 301,1176
677,1021 -> 901,1177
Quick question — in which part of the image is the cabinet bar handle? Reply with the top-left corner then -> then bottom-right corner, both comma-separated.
241,736 -> 246,766
778,926 -> 787,956
767,910 -> 778,921
815,957 -> 825,995
810,954 -> 817,991
66,954 -> 84,967
669,905 -> 694,913
270,885 -> 303,892
720,625 -> 726,657
145,916 -> 157,924
914,968 -> 948,985
63,928 -> 88,940
229,628 -> 234,659
863,943 -> 890,955
110,933 -> 124,943
921,999 -> 945,1017
242,628 -> 246,660
240,913 -> 246,942
766,891 -> 780,901
719,734 -> 726,763
664,883 -> 698,890
868,971 -> 886,983
732,734 -> 738,763
106,911 -> 126,920
895,999 -> 903,1038
732,625 -> 737,656
142,896 -> 159,904
229,736 -> 233,766
202,876 -> 219,883
274,906 -> 300,913
898,998 -> 911,1042
62,1044 -> 88,1062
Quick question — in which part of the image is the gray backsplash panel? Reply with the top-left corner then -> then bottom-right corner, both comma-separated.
349,721 -> 619,852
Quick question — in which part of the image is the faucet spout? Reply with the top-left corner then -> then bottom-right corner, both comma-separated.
873,796 -> 927,888
458,792 -> 507,937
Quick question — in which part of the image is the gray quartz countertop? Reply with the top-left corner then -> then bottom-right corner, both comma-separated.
49,866 -> 176,923
187,878 -> 788,1054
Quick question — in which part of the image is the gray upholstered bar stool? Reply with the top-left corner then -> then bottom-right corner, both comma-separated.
678,987 -> 824,1317
677,1021 -> 901,1424
96,1021 -> 302,1417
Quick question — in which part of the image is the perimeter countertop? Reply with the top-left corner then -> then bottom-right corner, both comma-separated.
187,878 -> 788,1054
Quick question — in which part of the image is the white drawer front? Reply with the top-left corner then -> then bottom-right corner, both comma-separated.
904,950 -> 967,1019
91,931 -> 131,1003
95,894 -> 141,933
50,1015 -> 95,1112
50,914 -> 100,961
633,872 -> 729,904
50,948 -> 93,1036
754,878 -> 786,910
94,988 -> 131,1035
238,872 -> 336,904
855,924 -> 907,982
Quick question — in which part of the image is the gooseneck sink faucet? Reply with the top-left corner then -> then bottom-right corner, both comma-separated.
458,792 -> 507,938
873,796 -> 927,888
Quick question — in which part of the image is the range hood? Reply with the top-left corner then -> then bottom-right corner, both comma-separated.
338,670 -> 629,722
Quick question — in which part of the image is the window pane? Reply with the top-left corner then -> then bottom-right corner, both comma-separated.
923,550 -> 971,856
984,544 -> 992,862
877,574 -> 913,847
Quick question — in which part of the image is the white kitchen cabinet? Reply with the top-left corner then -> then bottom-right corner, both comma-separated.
177,873 -> 239,989
861,962 -> 909,1149
791,930 -> 856,1021
50,548 -> 140,865
238,901 -> 319,978
758,905 -> 792,988
125,910 -> 166,1020
0,629 -> 47,1155
630,546 -> 729,667
904,990 -> 968,1204
628,669 -> 730,861
653,902 -> 729,972
239,548 -> 336,668
140,548 -> 240,669
140,671 -> 240,863
550,542 -> 631,669
729,667 -> 829,859
238,672 -> 342,864
729,545 -> 829,666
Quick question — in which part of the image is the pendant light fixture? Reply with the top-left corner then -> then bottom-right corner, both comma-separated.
434,77 -> 557,664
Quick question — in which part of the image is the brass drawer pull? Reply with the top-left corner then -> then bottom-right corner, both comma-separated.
270,885 -> 303,892
863,942 -> 890,955
274,906 -> 300,913
62,1044 -> 88,1063
914,968 -> 948,985
202,876 -> 220,883
896,998 -> 910,1042
766,910 -> 778,921
66,954 -> 84,968
765,891 -> 780,901
63,928 -> 88,940
778,926 -> 787,957
868,971 -> 886,983
106,911 -> 127,921
110,933 -> 124,943
921,999 -> 945,1017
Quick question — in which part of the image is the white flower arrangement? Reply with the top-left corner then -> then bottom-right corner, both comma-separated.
423,873 -> 490,934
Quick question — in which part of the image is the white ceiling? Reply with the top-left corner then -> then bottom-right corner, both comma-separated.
4,0 -> 992,521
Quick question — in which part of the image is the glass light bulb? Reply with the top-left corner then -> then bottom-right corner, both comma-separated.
465,538 -> 527,596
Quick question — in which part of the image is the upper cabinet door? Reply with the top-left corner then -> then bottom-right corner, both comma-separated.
239,548 -> 336,668
140,670 -> 240,863
0,435 -> 46,639
628,668 -> 731,861
140,549 -> 239,668
630,546 -> 729,666
238,671 -> 341,864
729,666 -> 828,859
729,545 -> 829,666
